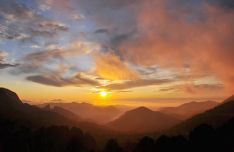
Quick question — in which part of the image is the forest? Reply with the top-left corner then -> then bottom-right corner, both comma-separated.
0,116 -> 234,152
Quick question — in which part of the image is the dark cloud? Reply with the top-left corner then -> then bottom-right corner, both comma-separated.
27,73 -> 100,87
75,73 -> 100,86
0,63 -> 18,69
94,28 -> 109,34
110,33 -> 133,46
105,78 -> 173,90
0,51 -> 18,69
208,0 -> 234,9
134,66 -> 159,76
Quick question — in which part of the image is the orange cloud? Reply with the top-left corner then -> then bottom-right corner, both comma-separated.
94,52 -> 138,80
105,78 -> 173,90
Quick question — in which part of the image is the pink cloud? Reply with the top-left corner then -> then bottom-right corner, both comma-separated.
118,1 -> 234,93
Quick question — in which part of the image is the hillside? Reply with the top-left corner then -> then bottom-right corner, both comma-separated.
107,107 -> 179,133
159,101 -> 218,120
170,95 -> 234,134
39,102 -> 123,124
0,88 -> 114,135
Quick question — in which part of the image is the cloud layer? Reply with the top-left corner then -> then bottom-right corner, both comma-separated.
1,0 -> 233,97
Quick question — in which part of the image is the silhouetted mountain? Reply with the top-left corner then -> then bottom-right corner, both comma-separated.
43,104 -> 83,122
107,107 -> 179,133
39,102 -> 124,124
159,101 -> 218,120
0,88 -> 22,106
0,88 -> 114,135
0,88 -> 76,127
223,95 -> 234,103
170,95 -> 234,134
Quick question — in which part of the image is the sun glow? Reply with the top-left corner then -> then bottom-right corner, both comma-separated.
100,91 -> 107,97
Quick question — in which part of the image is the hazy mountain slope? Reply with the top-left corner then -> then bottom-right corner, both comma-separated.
43,104 -> 83,122
107,107 -> 180,133
0,88 -> 114,135
170,95 -> 234,134
40,102 -> 123,124
159,101 -> 218,120
0,88 -> 76,127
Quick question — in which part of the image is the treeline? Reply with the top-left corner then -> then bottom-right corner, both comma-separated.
0,117 -> 234,152
113,117 -> 234,152
0,119 -> 96,152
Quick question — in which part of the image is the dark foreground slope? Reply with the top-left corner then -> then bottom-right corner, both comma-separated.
160,101 -> 218,120
170,95 -> 234,134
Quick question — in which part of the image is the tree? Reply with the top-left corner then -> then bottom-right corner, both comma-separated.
134,136 -> 154,152
104,139 -> 123,152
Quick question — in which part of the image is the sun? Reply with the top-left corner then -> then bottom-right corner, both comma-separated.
100,91 -> 107,97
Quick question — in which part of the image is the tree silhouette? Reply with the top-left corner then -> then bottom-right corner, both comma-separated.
189,124 -> 216,152
1,115 -> 234,152
104,139 -> 123,152
133,136 -> 154,152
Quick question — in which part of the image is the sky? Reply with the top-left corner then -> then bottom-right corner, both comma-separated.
0,0 -> 233,106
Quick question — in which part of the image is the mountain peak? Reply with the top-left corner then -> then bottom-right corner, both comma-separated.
107,106 -> 179,133
132,106 -> 152,112
0,88 -> 21,104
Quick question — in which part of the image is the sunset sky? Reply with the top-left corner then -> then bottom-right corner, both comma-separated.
0,0 -> 233,106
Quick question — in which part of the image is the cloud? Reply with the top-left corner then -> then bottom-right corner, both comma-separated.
0,0 -> 68,41
0,51 -> 18,69
37,0 -> 72,11
194,84 -> 224,90
94,52 -> 138,80
208,0 -> 234,9
27,72 -> 99,87
105,78 -> 173,90
17,41 -> 102,87
159,83 -> 224,94
2,0 -> 233,94
61,0 -> 232,93
115,0 -> 234,92
0,63 -> 17,69
94,28 -> 109,34
18,41 -> 100,73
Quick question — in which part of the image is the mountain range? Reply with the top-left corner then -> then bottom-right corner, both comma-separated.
0,88 -> 113,135
159,101 -> 218,120
107,107 -> 180,133
1,87 -> 234,135
170,95 -> 234,134
39,102 -> 125,124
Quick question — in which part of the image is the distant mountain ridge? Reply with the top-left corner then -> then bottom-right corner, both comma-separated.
39,102 -> 124,124
107,106 -> 180,133
0,88 -> 75,127
159,101 -> 218,120
170,95 -> 234,134
0,88 -> 114,135
43,104 -> 83,122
